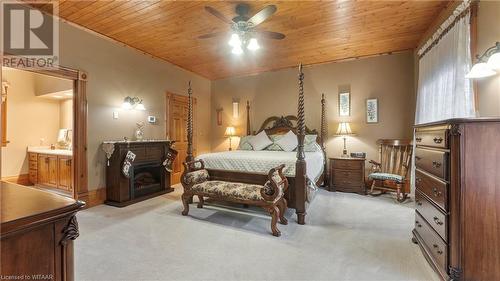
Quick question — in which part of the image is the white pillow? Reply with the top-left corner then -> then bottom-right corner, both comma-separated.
249,131 -> 273,151
276,130 -> 298,152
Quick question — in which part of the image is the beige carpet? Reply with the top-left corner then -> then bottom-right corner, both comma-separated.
75,185 -> 439,281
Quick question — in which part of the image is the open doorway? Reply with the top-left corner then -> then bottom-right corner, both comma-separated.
1,65 -> 88,201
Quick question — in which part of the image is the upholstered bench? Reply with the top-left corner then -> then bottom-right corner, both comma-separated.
180,159 -> 289,237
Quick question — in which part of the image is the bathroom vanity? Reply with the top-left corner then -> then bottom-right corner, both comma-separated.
28,148 -> 73,194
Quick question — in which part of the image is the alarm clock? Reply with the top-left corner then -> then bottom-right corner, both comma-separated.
350,152 -> 366,159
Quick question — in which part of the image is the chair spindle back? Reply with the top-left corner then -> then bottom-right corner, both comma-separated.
377,139 -> 413,177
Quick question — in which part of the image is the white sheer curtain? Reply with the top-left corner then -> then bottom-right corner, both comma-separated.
415,11 -> 475,124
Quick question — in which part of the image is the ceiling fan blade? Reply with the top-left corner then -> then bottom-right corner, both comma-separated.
256,30 -> 286,40
198,31 -> 227,39
204,6 -> 233,24
248,5 -> 277,26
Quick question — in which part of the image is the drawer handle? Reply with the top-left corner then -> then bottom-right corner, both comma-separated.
433,137 -> 443,144
415,137 -> 422,142
432,187 -> 442,197
416,200 -> 422,206
415,177 -> 422,184
432,161 -> 442,168
432,244 -> 443,254
433,217 -> 444,225
415,220 -> 422,228
415,156 -> 422,161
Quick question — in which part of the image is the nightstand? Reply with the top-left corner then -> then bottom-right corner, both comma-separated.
329,157 -> 366,194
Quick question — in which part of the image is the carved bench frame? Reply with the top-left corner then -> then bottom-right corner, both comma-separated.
180,159 -> 289,237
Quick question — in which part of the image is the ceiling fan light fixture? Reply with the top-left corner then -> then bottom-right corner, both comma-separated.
228,33 -> 241,47
247,38 -> 260,51
231,44 -> 243,55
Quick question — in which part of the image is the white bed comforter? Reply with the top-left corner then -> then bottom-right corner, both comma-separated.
196,149 -> 325,183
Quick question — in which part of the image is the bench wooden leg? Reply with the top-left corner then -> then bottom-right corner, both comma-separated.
197,196 -> 204,208
268,206 -> 281,237
181,194 -> 192,216
277,199 -> 288,225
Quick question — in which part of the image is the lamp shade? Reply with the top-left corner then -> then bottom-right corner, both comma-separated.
224,126 -> 236,137
487,52 -> 500,71
466,62 -> 496,79
336,122 -> 353,136
135,103 -> 146,111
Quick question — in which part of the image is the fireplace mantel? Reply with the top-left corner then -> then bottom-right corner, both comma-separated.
104,140 -> 174,207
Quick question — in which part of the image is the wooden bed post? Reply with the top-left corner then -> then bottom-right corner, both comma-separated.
186,81 -> 194,163
321,93 -> 328,186
295,64 -> 307,225
246,100 -> 251,136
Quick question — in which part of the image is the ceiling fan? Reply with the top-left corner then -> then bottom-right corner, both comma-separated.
199,3 -> 286,54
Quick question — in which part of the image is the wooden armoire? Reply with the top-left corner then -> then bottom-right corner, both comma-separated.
413,118 -> 500,281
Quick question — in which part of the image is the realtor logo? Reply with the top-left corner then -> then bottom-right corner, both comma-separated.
1,2 -> 59,68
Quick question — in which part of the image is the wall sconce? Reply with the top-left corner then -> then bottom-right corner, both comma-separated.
122,96 -> 146,110
466,41 -> 500,79
232,101 -> 239,118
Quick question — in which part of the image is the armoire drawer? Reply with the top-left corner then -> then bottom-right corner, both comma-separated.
416,191 -> 447,241
414,212 -> 448,275
415,169 -> 448,211
415,148 -> 448,180
415,129 -> 448,149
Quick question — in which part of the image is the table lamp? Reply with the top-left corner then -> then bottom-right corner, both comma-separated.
224,126 -> 236,151
336,122 -> 354,157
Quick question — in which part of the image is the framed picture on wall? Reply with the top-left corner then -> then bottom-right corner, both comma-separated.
366,98 -> 378,123
338,92 -> 350,116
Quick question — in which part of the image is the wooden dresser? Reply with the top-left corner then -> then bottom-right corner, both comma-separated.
329,157 -> 366,194
1,182 -> 84,281
413,118 -> 500,281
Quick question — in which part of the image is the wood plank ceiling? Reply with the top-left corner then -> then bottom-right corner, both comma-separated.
37,1 -> 448,80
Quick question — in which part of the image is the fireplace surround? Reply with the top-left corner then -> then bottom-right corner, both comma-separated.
103,140 -> 174,207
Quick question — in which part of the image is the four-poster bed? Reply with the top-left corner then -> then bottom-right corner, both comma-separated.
185,64 -> 327,225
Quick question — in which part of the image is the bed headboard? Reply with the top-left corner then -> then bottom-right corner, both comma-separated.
245,93 -> 327,148
255,115 -> 318,136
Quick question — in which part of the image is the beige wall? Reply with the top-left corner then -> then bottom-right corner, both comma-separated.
56,22 -> 211,190
211,52 -> 415,168
1,69 -> 61,177
60,99 -> 73,130
34,74 -> 73,96
476,1 -> 500,116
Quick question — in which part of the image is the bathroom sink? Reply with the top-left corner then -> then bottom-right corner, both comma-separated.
27,147 -> 73,156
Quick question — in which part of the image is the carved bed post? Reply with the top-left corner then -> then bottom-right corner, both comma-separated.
321,93 -> 328,186
295,64 -> 307,225
186,81 -> 194,163
246,100 -> 251,136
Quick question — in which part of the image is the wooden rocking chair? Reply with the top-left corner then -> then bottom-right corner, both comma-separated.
368,139 -> 412,202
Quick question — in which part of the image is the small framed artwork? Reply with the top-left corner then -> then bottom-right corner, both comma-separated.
338,92 -> 350,116
216,108 -> 223,126
366,98 -> 378,123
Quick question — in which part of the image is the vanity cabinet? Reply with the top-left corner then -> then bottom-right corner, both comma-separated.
38,154 -> 58,187
58,156 -> 72,191
29,152 -> 73,193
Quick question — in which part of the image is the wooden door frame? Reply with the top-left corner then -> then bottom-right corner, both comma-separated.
0,63 -> 88,202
